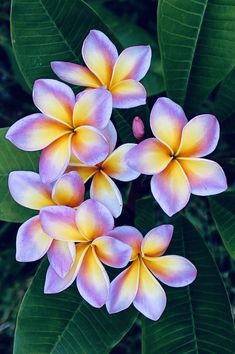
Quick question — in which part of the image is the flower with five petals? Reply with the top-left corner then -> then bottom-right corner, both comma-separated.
40,199 -> 132,308
6,81 -> 112,183
106,225 -> 197,320
67,121 -> 139,217
8,171 -> 84,278
126,97 -> 227,216
51,29 -> 151,109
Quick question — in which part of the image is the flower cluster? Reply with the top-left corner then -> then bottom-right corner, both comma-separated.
6,30 -> 227,320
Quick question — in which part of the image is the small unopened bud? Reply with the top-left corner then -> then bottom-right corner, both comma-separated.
132,116 -> 145,141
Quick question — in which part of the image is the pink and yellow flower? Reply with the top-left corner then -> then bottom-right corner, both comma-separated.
6,81 -> 112,183
126,97 -> 227,216
106,225 -> 197,320
8,171 -> 85,277
40,199 -> 132,308
51,30 -> 151,109
67,121 -> 140,217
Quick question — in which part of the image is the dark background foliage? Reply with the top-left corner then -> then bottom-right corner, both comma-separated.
0,0 -> 235,353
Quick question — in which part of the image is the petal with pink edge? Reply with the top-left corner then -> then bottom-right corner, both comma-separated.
151,160 -> 191,217
102,144 -> 140,181
8,171 -> 53,210
133,260 -> 166,321
40,206 -> 88,242
44,243 -> 89,293
106,260 -> 139,314
33,79 -> 75,127
107,226 -> 143,261
178,158 -> 227,196
77,247 -> 109,308
16,216 -> 52,262
111,79 -> 146,109
141,225 -> 174,257
39,133 -> 72,183
51,61 -> 101,87
5,113 -> 68,151
126,138 -> 172,175
177,115 -> 220,157
52,171 -> 85,207
93,236 -> 132,268
47,240 -> 76,278
82,30 -> 118,85
75,199 -> 114,240
111,45 -> 151,85
73,88 -> 112,129
72,126 -> 109,165
144,255 -> 197,287
101,121 -> 117,153
150,97 -> 188,153
90,171 -> 123,218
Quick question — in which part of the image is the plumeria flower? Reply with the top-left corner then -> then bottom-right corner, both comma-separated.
6,80 -> 112,183
8,171 -> 85,278
51,29 -> 151,109
40,199 -> 132,308
106,225 -> 197,320
67,121 -> 139,217
126,97 -> 227,216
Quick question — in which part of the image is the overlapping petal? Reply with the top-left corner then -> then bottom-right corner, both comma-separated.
106,260 -> 139,314
126,138 -> 172,175
16,216 -> 52,262
76,247 -> 109,308
39,133 -> 72,183
72,126 -> 109,165
90,171 -> 123,218
75,199 -> 114,240
93,236 -> 132,268
102,144 -> 140,181
110,45 -> 151,85
111,79 -> 146,109
73,88 -> 112,129
9,171 -> 53,210
141,225 -> 174,257
40,206 -> 87,242
47,240 -> 76,278
33,79 -> 75,127
44,243 -> 88,293
178,158 -> 227,195
107,226 -> 143,260
133,260 -> 166,321
52,171 -> 84,207
51,61 -> 101,87
6,113 -> 68,151
101,121 -> 117,153
151,160 -> 191,216
82,30 -> 118,85
144,255 -> 197,287
150,97 -> 188,152
177,114 -> 220,157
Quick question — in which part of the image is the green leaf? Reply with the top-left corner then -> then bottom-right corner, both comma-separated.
213,68 -> 235,121
142,217 -> 235,353
0,128 -> 39,222
209,192 -> 235,259
158,0 -> 235,114
14,260 -> 138,354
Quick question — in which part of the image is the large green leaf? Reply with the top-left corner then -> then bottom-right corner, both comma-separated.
158,0 -> 235,114
142,217 -> 235,353
14,260 -> 138,354
209,192 -> 235,259
213,68 -> 235,121
0,128 -> 39,223
11,0 -> 120,88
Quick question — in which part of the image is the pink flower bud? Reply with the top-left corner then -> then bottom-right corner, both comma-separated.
132,116 -> 145,141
